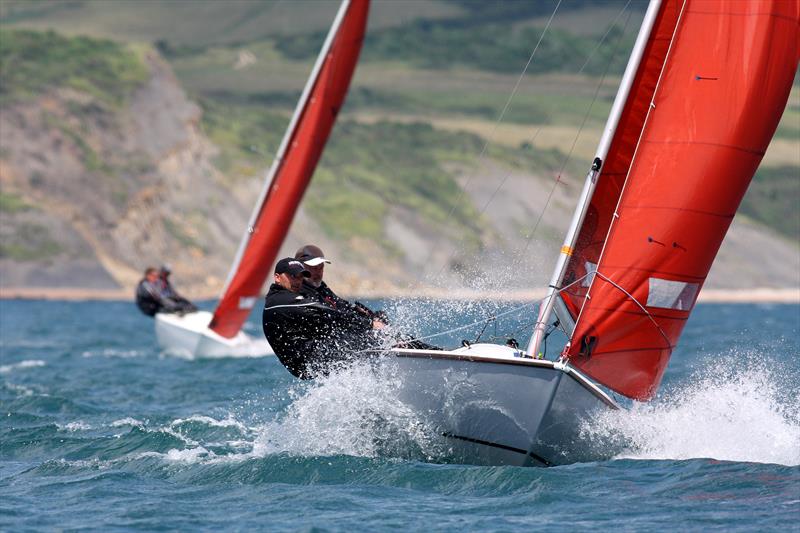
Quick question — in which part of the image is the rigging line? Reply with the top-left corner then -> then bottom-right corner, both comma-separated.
593,271 -> 672,349
422,1 -> 637,288
396,270 -> 593,345
359,273 -> 598,354
393,300 -> 534,345
529,270 -> 594,329
576,0 -> 634,75
427,0 -> 635,284
517,6 -> 635,260
461,0 -> 634,238
427,0 -> 564,280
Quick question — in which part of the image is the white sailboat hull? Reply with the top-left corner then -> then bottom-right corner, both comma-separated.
154,310 -> 273,358
385,343 -> 619,466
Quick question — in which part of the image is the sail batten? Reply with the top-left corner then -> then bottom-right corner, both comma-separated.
562,0 -> 799,400
208,0 -> 369,339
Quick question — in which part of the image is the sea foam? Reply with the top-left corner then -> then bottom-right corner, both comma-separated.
580,354 -> 800,466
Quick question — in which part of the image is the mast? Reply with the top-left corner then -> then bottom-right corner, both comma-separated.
526,0 -> 663,357
218,0 -> 354,299
561,0 -> 798,399
208,0 -> 369,338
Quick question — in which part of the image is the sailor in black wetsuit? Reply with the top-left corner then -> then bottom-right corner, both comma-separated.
294,244 -> 367,316
135,267 -> 165,317
262,257 -> 384,379
293,244 -> 440,353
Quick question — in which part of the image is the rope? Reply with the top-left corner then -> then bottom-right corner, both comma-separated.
592,272 -> 673,349
428,0 -> 564,280
427,0 -> 635,281
517,6 -> 635,260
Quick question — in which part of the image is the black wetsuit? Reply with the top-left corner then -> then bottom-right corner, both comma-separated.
135,279 -> 166,316
262,283 -> 376,379
159,278 -> 198,313
135,278 -> 196,317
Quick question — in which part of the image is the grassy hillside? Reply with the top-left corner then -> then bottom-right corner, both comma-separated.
743,166 -> 800,240
199,96 -> 571,251
0,28 -> 148,105
0,1 -> 796,284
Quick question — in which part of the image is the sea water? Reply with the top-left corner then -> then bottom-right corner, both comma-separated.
1,299 -> 798,531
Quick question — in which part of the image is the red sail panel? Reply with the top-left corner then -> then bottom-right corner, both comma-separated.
209,0 -> 369,338
560,0 -> 684,319
566,0 -> 799,400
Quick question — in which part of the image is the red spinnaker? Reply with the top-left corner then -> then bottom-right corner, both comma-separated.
209,0 -> 370,338
565,0 -> 799,400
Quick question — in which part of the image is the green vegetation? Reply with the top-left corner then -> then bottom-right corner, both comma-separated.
199,93 -> 570,249
0,192 -> 31,213
740,166 -> 800,241
41,112 -> 110,174
0,4 -> 795,252
163,217 -> 205,252
277,21 -> 635,77
774,108 -> 799,140
0,222 -> 62,261
0,28 -> 148,105
198,96 -> 286,180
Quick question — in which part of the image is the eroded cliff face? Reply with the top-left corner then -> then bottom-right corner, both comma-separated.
0,52 -> 250,294
0,51 -> 796,298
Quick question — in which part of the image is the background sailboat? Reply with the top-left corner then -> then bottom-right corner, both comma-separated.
382,0 -> 799,466
154,0 -> 370,357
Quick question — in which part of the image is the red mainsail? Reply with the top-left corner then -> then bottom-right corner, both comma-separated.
564,0 -> 799,400
209,0 -> 370,338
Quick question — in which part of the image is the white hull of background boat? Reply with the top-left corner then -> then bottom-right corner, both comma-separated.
386,344 -> 619,466
154,310 -> 273,358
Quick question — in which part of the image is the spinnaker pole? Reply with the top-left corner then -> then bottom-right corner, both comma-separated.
526,0 -> 663,357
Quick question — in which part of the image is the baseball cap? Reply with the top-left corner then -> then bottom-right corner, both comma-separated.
294,244 -> 331,267
275,257 -> 311,277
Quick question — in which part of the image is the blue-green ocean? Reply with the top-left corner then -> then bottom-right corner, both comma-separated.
1,299 -> 798,531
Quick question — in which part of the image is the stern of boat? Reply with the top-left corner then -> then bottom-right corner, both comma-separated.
154,311 -> 273,358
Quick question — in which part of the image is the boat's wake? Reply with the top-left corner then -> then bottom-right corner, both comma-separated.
580,354 -> 800,466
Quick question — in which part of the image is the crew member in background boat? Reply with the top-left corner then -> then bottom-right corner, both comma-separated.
158,264 -> 198,313
135,267 -> 172,316
294,244 -> 388,324
135,266 -> 196,317
262,257 -> 386,379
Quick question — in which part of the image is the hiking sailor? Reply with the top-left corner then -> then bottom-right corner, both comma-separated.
295,244 -> 387,324
262,257 -> 385,379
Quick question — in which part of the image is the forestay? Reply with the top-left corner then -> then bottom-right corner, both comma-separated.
208,0 -> 370,338
560,0 -> 799,400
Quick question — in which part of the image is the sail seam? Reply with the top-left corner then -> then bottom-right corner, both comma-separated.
616,206 -> 736,218
572,306 -> 690,321
687,8 -> 799,25
589,265 -> 705,280
641,139 -> 768,156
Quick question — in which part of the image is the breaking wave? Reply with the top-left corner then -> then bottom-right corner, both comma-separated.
0,359 -> 46,374
252,362 -> 447,462
581,354 -> 800,466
